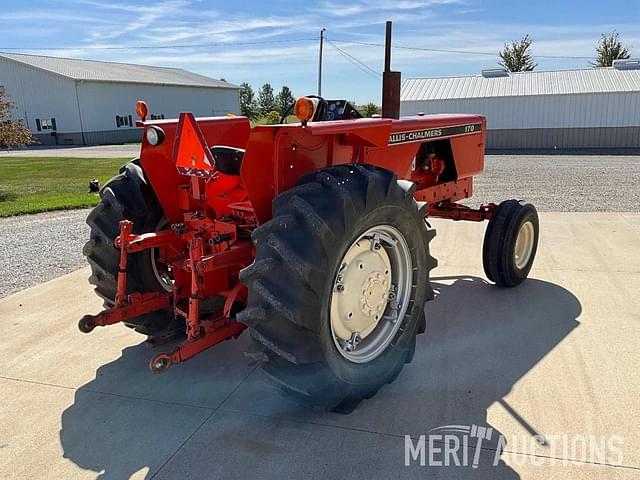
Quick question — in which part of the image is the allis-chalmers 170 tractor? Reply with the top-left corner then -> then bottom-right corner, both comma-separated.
79,96 -> 539,412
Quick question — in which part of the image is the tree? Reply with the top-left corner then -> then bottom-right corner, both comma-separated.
239,82 -> 258,119
0,90 -> 35,150
361,102 -> 381,117
263,110 -> 281,125
257,83 -> 276,115
593,31 -> 631,67
275,86 -> 295,116
499,35 -> 537,72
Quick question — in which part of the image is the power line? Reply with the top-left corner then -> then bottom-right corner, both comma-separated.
326,39 -> 382,79
327,42 -> 381,80
328,38 -> 594,61
0,37 -> 318,52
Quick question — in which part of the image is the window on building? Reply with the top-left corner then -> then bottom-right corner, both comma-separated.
115,115 -> 133,128
150,114 -> 165,120
35,118 -> 57,131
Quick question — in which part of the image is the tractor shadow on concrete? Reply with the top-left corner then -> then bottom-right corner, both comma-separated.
390,274 -> 583,477
59,276 -> 581,479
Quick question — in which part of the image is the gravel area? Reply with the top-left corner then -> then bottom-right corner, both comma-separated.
0,209 -> 90,298
470,154 -> 640,211
1,154 -> 639,297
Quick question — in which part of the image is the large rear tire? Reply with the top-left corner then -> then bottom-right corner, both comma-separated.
83,160 -> 177,336
239,165 -> 437,411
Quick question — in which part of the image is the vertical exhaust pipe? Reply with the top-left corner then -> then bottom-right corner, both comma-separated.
382,21 -> 401,119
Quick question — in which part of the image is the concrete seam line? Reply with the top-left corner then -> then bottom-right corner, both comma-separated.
0,374 -> 213,411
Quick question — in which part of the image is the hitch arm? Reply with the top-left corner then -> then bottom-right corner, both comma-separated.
428,201 -> 496,222
79,219 -> 172,333
149,320 -> 246,373
79,293 -> 171,333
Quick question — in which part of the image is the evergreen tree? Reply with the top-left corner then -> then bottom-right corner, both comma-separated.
258,83 -> 276,115
499,35 -> 537,72
594,31 -> 631,67
275,86 -> 296,116
239,82 -> 258,119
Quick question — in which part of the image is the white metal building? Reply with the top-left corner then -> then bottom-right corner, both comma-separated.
401,62 -> 640,150
0,53 -> 240,145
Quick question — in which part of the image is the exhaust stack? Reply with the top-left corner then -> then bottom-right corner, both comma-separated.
382,21 -> 401,119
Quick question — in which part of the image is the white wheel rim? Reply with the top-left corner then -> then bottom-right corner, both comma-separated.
514,221 -> 535,270
330,225 -> 413,363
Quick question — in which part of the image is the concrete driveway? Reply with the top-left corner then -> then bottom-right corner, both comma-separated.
0,213 -> 638,479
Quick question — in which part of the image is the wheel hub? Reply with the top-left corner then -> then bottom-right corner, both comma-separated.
329,225 -> 413,364
331,240 -> 392,342
361,272 -> 389,316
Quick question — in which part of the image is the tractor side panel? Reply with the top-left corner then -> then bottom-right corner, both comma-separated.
449,117 -> 487,179
241,115 -> 487,225
241,126 -> 359,225
239,127 -> 278,225
363,143 -> 418,179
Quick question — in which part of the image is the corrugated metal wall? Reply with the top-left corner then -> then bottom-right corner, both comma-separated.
0,56 -> 241,145
487,127 -> 640,149
401,69 -> 640,100
0,57 -> 81,142
76,82 -> 241,135
400,92 -> 640,149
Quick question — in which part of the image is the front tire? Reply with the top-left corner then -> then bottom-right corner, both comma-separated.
238,165 -> 437,411
482,200 -> 539,287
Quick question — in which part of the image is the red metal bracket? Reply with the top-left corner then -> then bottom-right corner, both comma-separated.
78,292 -> 170,333
149,318 -> 246,373
79,219 -> 173,334
117,229 -> 181,254
427,201 -> 496,222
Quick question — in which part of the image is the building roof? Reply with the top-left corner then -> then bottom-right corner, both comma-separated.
0,52 -> 238,89
401,66 -> 640,101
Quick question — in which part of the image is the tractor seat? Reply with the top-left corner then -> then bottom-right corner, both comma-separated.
210,146 -> 245,175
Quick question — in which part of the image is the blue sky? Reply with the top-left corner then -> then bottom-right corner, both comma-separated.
1,0 -> 639,103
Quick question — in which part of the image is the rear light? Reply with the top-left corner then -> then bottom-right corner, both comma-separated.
145,126 -> 165,146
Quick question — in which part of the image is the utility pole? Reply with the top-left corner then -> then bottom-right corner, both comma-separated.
318,28 -> 326,96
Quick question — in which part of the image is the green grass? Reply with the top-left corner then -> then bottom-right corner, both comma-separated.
0,157 -> 130,217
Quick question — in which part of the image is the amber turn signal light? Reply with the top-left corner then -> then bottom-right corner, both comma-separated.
136,100 -> 149,121
294,97 -> 316,125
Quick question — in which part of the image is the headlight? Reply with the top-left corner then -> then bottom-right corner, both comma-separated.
145,126 -> 165,146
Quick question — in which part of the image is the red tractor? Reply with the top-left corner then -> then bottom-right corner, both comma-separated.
79,96 -> 539,412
